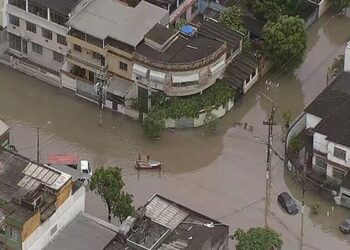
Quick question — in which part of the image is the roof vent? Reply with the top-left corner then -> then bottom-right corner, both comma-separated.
180,25 -> 197,38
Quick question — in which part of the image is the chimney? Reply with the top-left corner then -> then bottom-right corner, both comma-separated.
344,41 -> 350,72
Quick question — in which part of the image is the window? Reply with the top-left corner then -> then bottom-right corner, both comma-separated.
26,21 -> 36,33
50,11 -> 68,26
9,33 -> 21,52
57,34 -> 67,46
9,228 -> 19,241
0,225 -> 5,235
334,147 -> 346,160
9,15 -> 19,26
22,40 -> 27,54
9,0 -> 26,10
92,52 -> 101,60
42,28 -> 52,40
333,167 -> 346,180
53,51 -> 63,62
74,44 -> 82,52
315,156 -> 327,170
28,0 -> 48,19
32,42 -> 42,54
119,61 -> 128,71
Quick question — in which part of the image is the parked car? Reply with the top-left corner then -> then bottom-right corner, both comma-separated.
339,219 -> 350,234
277,192 -> 298,215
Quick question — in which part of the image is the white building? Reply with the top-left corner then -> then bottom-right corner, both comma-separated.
6,0 -> 89,73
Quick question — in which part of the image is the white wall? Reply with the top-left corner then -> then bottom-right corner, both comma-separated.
306,113 -> 322,129
327,142 -> 350,168
243,68 -> 258,94
23,186 -> 86,250
317,0 -> 332,17
313,132 -> 328,153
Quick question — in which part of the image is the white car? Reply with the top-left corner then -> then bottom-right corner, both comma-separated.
79,160 -> 92,184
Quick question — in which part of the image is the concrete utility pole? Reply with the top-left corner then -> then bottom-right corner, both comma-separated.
36,126 -> 39,162
96,69 -> 107,127
300,165 -> 306,249
263,104 -> 277,228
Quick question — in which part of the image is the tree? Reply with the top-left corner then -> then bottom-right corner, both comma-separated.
219,6 -> 252,52
233,227 -> 283,250
328,54 -> 344,80
219,5 -> 246,34
90,167 -> 134,223
332,0 -> 350,12
143,107 -> 165,138
263,15 -> 307,70
253,0 -> 285,22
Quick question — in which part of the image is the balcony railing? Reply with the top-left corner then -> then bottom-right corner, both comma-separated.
133,44 -> 226,72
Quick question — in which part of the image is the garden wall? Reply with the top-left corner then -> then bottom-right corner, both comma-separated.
164,98 -> 234,129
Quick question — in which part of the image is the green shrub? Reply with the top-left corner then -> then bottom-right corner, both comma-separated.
311,203 -> 320,215
143,107 -> 165,138
289,136 -> 302,155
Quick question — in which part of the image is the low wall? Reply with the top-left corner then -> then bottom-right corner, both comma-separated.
164,98 -> 234,129
11,57 -> 60,87
285,112 -> 307,172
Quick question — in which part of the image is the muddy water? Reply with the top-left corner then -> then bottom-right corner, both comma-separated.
1,11 -> 350,249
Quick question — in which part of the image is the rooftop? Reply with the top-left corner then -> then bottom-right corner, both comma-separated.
0,119 -> 9,137
135,26 -> 225,67
107,194 -> 229,250
198,18 -> 243,51
45,213 -> 118,250
305,72 -> 350,118
305,72 -> 350,147
68,0 -> 168,47
30,0 -> 81,15
0,148 -> 72,222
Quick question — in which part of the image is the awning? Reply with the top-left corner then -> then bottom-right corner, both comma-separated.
149,70 -> 166,82
107,76 -> 132,97
172,73 -> 199,83
210,59 -> 225,75
132,64 -> 149,77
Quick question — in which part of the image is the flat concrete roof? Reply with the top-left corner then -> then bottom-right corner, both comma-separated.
68,0 -> 169,47
45,213 -> 118,250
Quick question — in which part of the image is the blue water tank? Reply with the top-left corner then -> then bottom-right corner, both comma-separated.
180,25 -> 196,38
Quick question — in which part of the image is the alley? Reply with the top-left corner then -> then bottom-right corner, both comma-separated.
1,11 -> 350,250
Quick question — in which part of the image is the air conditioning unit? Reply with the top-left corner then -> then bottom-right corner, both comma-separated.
136,75 -> 141,81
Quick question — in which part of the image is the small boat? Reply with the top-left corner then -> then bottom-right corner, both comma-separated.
135,160 -> 162,169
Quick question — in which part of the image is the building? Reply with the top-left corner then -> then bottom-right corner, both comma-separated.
44,213 -> 119,250
5,0 -> 88,73
46,194 -> 229,250
133,18 -> 258,102
0,0 -> 7,29
62,0 -> 168,110
0,119 -> 9,147
0,147 -> 85,250
109,194 -> 229,249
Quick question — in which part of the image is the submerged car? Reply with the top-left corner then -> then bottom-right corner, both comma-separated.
277,192 -> 298,215
339,219 -> 350,234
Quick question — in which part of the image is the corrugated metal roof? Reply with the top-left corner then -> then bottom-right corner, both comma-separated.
145,196 -> 188,230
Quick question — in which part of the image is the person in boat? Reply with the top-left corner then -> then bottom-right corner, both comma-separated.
147,154 -> 150,161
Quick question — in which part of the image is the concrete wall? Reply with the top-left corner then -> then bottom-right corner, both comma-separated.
286,112 -> 306,147
170,0 -> 198,23
106,51 -> 132,80
0,0 -> 7,28
243,68 -> 258,94
23,186 -> 86,250
316,0 -> 332,17
313,132 -> 328,153
306,113 -> 321,129
164,98 -> 234,128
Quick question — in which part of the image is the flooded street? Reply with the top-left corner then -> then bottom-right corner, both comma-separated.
1,11 -> 350,250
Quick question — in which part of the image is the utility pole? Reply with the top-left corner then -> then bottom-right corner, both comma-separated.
263,104 -> 276,228
36,126 -> 39,162
96,69 -> 107,127
300,165 -> 306,249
